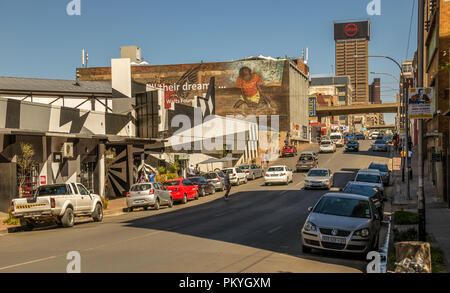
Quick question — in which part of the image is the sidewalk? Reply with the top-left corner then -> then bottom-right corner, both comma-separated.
391,146 -> 450,270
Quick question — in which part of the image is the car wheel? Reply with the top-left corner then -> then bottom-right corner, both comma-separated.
221,185 -> 226,192
200,189 -> 205,197
182,194 -> 188,204
252,174 -> 255,180
211,188 -> 216,195
372,235 -> 380,251
244,178 -> 248,184
302,245 -> 312,254
20,218 -> 35,231
61,207 -> 74,228
195,191 -> 200,200
127,207 -> 134,212
92,203 -> 103,222
154,198 -> 160,210
168,197 -> 174,208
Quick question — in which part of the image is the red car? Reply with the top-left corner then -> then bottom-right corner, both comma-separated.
281,145 -> 297,157
163,179 -> 199,204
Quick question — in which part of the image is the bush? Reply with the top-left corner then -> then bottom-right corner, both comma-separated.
393,227 -> 418,242
430,246 -> 447,273
157,166 -> 166,175
2,208 -> 19,226
394,211 -> 419,225
101,197 -> 109,210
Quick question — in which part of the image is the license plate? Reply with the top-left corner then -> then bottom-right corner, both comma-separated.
134,200 -> 145,204
322,235 -> 346,244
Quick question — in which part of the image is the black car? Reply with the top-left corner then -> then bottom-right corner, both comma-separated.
187,176 -> 216,196
342,181 -> 384,217
344,140 -> 359,152
355,134 -> 365,140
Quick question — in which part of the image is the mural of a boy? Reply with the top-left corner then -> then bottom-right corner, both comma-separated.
233,66 -> 274,114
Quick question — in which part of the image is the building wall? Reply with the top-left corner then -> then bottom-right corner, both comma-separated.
288,63 -> 309,141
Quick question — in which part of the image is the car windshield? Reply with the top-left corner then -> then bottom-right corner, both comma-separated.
308,170 -> 328,177
204,173 -> 218,179
313,197 -> 372,219
36,185 -> 68,196
347,140 -> 357,144
222,169 -> 234,174
268,167 -> 284,172
163,181 -> 180,187
375,140 -> 386,145
343,184 -> 377,197
239,165 -> 250,169
355,173 -> 381,183
369,164 -> 388,172
321,141 -> 331,146
189,177 -> 207,183
330,135 -> 341,140
130,184 -> 152,191
299,156 -> 313,161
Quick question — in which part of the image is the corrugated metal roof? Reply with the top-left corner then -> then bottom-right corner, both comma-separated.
0,76 -> 112,95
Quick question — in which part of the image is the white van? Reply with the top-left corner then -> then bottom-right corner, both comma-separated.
329,132 -> 344,147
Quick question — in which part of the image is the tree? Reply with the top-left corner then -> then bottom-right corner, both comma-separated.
17,142 -> 35,198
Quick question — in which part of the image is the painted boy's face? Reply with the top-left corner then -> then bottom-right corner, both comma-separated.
242,69 -> 252,81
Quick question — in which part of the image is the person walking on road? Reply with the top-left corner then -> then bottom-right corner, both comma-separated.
147,169 -> 156,183
224,172 -> 232,200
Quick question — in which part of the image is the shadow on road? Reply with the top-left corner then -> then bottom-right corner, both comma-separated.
120,188 -> 367,271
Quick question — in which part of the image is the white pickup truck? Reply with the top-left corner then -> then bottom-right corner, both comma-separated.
11,183 -> 103,230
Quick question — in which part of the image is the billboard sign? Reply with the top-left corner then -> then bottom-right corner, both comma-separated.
334,21 -> 370,41
408,87 -> 434,119
308,96 -> 317,121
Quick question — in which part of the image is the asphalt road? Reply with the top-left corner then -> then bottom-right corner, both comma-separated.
0,140 -> 392,273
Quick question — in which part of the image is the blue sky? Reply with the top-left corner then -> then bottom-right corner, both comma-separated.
0,0 -> 417,123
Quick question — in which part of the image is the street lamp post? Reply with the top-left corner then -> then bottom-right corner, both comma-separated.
354,54 -> 411,200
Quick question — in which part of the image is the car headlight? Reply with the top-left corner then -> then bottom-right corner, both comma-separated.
354,228 -> 370,238
323,180 -> 330,184
304,221 -> 317,232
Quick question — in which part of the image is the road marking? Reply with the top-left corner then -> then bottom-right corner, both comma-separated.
0,255 -> 60,271
267,225 -> 282,234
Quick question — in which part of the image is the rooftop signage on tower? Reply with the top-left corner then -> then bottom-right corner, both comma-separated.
334,21 -> 370,41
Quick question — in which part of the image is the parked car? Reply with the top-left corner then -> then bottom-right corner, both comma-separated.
372,139 -> 389,152
344,140 -> 359,152
163,179 -> 199,204
296,153 -> 318,172
301,193 -> 381,254
355,133 -> 365,140
354,169 -> 384,197
11,183 -> 103,230
126,182 -> 173,212
319,140 -> 336,153
239,164 -> 264,180
320,136 -> 331,142
344,133 -> 354,144
264,165 -> 293,185
341,181 -> 384,218
222,167 -> 247,185
370,132 -> 380,140
204,172 -> 225,191
368,162 -> 391,185
304,168 -> 334,190
301,151 -> 319,161
330,132 -> 344,147
281,145 -> 297,157
187,176 -> 216,196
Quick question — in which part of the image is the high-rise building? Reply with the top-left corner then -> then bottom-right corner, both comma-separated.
334,21 -> 370,104
369,78 -> 381,104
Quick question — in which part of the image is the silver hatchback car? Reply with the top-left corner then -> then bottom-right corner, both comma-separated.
126,182 -> 173,212
301,193 -> 381,255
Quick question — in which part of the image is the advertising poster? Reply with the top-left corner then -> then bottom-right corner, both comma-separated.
308,96 -> 317,122
408,87 -> 434,119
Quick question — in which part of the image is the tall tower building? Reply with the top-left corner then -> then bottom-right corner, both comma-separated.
369,78 -> 381,104
334,21 -> 370,104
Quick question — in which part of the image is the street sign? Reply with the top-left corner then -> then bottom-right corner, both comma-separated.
308,96 -> 317,122
408,87 -> 434,119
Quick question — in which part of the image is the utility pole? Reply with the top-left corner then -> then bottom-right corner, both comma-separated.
417,0 -> 426,242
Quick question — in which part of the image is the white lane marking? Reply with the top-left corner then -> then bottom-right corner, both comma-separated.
0,255 -> 59,271
267,225 -> 282,234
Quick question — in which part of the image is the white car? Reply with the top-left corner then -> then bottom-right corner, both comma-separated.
319,140 -> 336,153
330,132 -> 344,147
222,167 -> 247,186
370,132 -> 380,140
264,165 -> 293,185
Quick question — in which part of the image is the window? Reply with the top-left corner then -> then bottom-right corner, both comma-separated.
77,184 -> 90,195
163,181 -> 180,187
268,167 -> 284,172
308,169 -> 328,177
313,197 -> 371,219
37,185 -> 68,196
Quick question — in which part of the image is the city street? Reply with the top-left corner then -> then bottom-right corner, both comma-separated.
0,140 -> 392,273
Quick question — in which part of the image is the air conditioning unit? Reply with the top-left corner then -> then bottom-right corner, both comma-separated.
62,142 -> 74,158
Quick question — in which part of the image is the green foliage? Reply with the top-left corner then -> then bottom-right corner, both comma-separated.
393,228 -> 418,242
157,166 -> 166,175
168,161 -> 180,173
2,208 -> 19,226
101,197 -> 109,210
430,246 -> 447,273
394,211 -> 419,225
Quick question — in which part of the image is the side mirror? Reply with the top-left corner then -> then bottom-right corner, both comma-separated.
89,190 -> 93,194
307,207 -> 313,213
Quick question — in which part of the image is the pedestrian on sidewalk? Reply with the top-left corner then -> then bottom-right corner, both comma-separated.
138,171 -> 147,183
224,173 -> 232,200
147,169 -> 156,183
